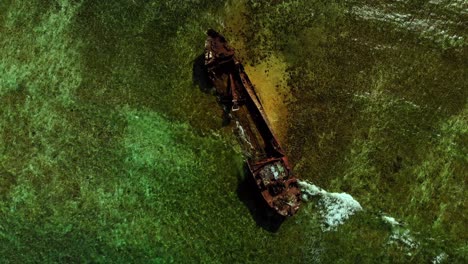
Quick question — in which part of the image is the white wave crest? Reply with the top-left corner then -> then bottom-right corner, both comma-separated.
298,180 -> 363,231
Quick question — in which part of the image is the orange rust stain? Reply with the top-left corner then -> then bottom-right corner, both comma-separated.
245,55 -> 292,145
222,1 -> 291,144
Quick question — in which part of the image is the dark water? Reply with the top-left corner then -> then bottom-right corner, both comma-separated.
0,0 -> 466,263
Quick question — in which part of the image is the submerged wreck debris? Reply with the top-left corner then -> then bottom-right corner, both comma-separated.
204,29 -> 301,216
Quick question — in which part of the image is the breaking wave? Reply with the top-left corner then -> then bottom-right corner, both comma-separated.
298,180 -> 363,231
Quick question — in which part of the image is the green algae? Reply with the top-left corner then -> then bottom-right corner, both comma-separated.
0,1 -> 319,262
1,0 -> 467,263
239,0 -> 467,262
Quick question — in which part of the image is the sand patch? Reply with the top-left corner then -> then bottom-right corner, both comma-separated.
244,55 -> 292,144
221,0 -> 292,144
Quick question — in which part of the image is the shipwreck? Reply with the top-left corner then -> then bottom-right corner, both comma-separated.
204,29 -> 301,216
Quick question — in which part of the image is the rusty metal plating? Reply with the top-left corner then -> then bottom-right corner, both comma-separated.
204,29 -> 301,216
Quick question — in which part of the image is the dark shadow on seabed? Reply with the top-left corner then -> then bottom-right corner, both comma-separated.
236,164 -> 286,233
192,53 -> 232,126
192,53 -> 213,94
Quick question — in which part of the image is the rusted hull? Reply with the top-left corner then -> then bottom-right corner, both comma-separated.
204,29 -> 301,216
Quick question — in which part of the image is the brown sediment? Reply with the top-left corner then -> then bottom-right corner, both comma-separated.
244,56 -> 291,145
222,1 -> 291,145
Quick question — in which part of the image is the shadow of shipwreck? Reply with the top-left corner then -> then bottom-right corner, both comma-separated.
192,53 -> 213,94
236,165 -> 286,233
192,53 -> 285,232
192,53 -> 232,126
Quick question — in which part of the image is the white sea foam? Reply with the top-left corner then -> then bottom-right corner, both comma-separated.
433,252 -> 448,264
350,5 -> 465,49
382,214 -> 420,251
389,229 -> 419,250
298,180 -> 363,231
235,121 -> 254,151
382,215 -> 400,226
